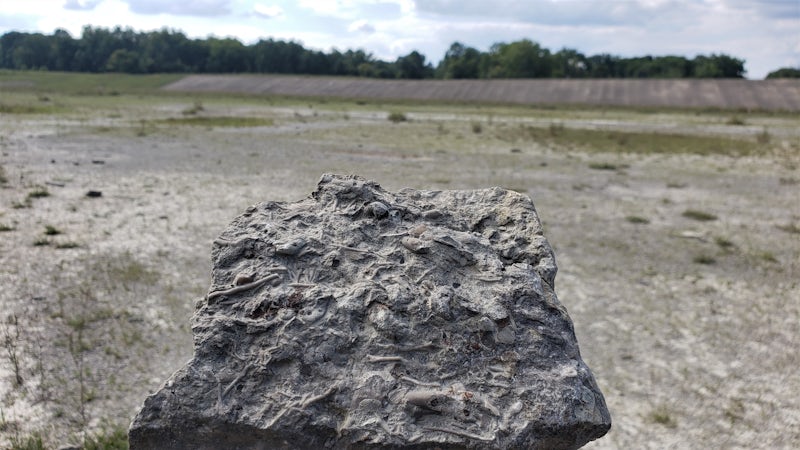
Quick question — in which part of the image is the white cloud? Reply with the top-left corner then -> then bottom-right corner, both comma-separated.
348,19 -> 375,33
253,3 -> 284,19
122,0 -> 233,16
63,0 -> 103,10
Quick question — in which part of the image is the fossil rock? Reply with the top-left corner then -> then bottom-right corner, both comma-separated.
129,174 -> 611,449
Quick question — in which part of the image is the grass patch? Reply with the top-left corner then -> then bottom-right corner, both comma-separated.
682,209 -> 718,221
0,70 -> 182,96
625,215 -> 650,224
0,223 -> 13,232
0,165 -> 7,185
156,116 -> 274,128
726,116 -> 746,125
9,432 -> 46,450
387,111 -> 408,123
0,102 -> 56,114
499,124 -> 762,156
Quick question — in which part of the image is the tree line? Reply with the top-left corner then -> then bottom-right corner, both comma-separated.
0,26 -> 795,79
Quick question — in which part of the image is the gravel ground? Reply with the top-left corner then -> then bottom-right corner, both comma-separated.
0,96 -> 798,448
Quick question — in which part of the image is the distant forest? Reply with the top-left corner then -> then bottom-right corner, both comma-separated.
1,26 -> 797,79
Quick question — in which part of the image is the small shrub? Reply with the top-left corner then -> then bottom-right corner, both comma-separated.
32,238 -> 51,247
12,200 -> 31,209
726,116 -> 746,125
666,182 -> 687,189
682,209 -> 717,221
0,165 -> 7,184
626,216 -> 650,224
387,111 -> 407,123
471,122 -> 483,133
0,224 -> 14,232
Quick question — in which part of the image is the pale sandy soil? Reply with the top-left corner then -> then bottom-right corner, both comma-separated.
0,95 -> 798,448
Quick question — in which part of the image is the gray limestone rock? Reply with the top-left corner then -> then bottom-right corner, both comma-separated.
129,174 -> 611,449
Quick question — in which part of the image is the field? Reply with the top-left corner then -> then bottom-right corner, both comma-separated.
1,71 -> 799,449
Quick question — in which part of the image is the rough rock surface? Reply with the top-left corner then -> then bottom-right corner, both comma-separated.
129,174 -> 611,449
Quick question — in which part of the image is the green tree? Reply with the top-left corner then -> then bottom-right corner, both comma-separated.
552,48 -> 587,78
487,39 -> 552,78
395,50 -> 432,79
436,42 -> 484,79
766,67 -> 800,78
50,28 -> 78,71
105,48 -> 142,72
206,38 -> 250,73
12,33 -> 51,69
692,54 -> 745,78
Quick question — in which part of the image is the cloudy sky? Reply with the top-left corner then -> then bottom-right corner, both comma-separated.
0,0 -> 797,78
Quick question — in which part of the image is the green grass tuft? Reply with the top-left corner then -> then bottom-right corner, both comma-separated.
682,209 -> 718,221
693,254 -> 717,265
10,432 -> 46,450
626,215 -> 650,224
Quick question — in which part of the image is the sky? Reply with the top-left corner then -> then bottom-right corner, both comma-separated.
0,0 -> 798,78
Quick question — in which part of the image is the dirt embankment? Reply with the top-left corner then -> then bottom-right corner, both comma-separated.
164,75 -> 800,112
